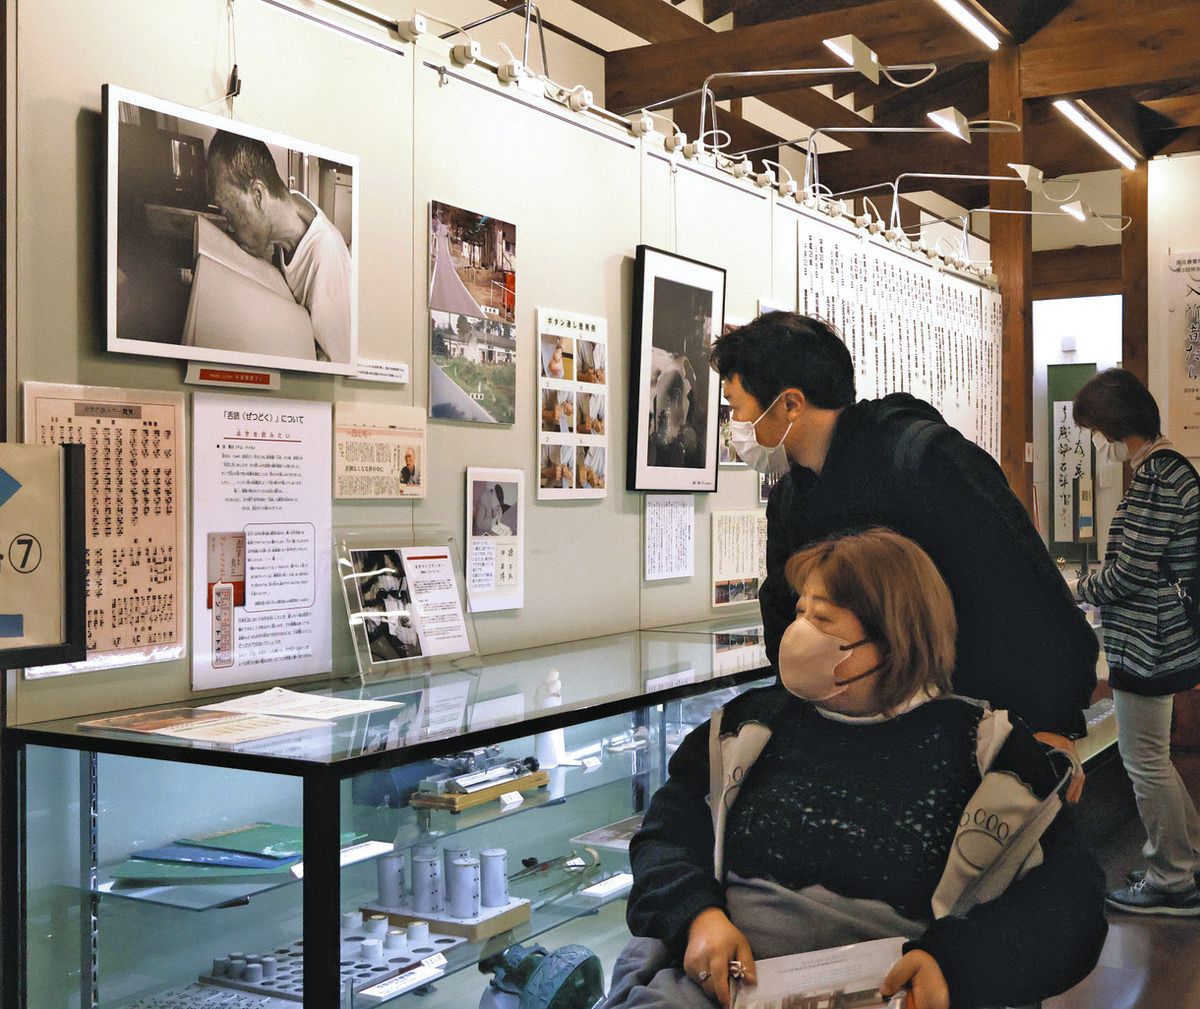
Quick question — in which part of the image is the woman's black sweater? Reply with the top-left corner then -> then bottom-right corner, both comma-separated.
626,688 -> 1108,1009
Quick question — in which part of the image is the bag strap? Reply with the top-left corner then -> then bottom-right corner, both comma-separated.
1142,449 -> 1200,598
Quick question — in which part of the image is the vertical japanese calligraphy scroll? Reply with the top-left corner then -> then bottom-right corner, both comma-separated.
796,218 -> 1001,460
23,383 -> 186,677
1165,251 -> 1200,455
1047,364 -> 1099,561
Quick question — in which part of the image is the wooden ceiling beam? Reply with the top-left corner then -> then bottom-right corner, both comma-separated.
566,0 -> 705,44
1020,0 -> 1200,100
1144,92 -> 1200,130
605,0 -> 984,115
813,132 -> 988,196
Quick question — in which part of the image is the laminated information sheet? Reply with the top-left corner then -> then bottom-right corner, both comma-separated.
23,383 -> 186,677
334,401 -> 426,499
711,511 -> 768,608
192,393 -> 331,689
466,467 -> 524,612
644,494 -> 694,581
536,309 -> 608,500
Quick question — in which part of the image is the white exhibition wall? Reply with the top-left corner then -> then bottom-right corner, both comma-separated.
5,0 -> 998,724
1149,151 -> 1200,454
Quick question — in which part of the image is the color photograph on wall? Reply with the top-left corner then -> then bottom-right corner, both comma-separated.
428,201 -> 517,424
537,308 -> 608,500
627,246 -> 725,492
104,85 -> 359,376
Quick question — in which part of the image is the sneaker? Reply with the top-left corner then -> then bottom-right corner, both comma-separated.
1106,877 -> 1200,916
1124,867 -> 1200,888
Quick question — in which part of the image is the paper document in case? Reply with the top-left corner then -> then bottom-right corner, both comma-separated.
733,937 -> 906,1009
183,216 -> 316,360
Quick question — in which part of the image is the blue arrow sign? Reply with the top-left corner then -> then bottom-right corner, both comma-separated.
0,468 -> 21,509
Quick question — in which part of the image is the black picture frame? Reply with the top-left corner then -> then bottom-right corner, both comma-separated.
626,245 -> 726,493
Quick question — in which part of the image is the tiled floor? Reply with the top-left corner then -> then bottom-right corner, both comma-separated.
1047,753 -> 1200,1008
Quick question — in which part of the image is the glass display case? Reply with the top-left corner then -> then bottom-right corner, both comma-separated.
4,618 -> 773,1009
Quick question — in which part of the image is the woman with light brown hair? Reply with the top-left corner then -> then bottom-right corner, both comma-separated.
605,529 -> 1107,1009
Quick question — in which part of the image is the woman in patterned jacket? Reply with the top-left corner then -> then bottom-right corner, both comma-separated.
1071,368 -> 1200,915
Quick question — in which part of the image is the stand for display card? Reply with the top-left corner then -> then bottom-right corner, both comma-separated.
335,526 -> 482,685
363,896 -> 532,942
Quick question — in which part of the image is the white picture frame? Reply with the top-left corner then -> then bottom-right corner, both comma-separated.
104,84 -> 359,376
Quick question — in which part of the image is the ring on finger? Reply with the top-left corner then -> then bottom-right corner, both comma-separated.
696,970 -> 710,982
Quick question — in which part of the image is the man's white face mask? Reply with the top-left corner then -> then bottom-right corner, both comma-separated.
727,392 -> 792,475
1091,429 -> 1129,464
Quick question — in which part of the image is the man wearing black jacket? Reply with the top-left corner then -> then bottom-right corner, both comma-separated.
713,313 -> 1098,747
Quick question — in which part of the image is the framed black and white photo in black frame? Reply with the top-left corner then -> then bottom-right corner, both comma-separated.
627,245 -> 725,492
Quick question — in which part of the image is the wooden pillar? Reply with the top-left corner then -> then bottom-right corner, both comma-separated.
1121,162 -> 1149,384
989,45 -> 1033,511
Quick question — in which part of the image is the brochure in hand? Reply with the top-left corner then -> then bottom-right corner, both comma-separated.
732,937 -> 907,1009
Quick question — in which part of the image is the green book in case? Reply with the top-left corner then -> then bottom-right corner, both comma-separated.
107,859 -> 295,885
178,821 -> 366,860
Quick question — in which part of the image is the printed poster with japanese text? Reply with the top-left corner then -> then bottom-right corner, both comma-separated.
1166,251 -> 1200,455
192,393 -> 332,689
23,383 -> 186,677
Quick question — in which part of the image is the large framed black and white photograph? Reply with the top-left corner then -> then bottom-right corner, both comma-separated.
627,245 -> 725,492
104,84 -> 359,376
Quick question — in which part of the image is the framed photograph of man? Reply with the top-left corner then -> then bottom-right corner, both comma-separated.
104,84 -> 359,375
627,245 -> 725,492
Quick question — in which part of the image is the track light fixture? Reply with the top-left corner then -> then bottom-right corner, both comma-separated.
1052,99 -> 1139,171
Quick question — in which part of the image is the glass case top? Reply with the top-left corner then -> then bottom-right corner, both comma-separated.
15,620 -> 769,771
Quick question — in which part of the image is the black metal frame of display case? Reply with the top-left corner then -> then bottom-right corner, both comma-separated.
1,657 -> 772,1009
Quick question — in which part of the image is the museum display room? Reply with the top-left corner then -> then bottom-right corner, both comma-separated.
2,0 -> 1199,1007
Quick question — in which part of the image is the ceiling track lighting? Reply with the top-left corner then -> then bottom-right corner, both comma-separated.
931,0 -> 1001,51
1006,163 -> 1082,202
1053,99 -> 1140,171
634,40 -> 938,151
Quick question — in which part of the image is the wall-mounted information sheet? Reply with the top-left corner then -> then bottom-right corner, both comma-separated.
644,494 -> 694,581
192,393 -> 331,690
711,511 -> 768,608
23,383 -> 186,677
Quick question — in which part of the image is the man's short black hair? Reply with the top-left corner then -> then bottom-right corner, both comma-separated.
710,312 -> 855,410
1072,368 -> 1161,440
207,131 -> 289,201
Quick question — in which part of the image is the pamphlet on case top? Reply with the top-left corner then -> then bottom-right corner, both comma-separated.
732,937 -> 906,1009
201,686 -> 401,721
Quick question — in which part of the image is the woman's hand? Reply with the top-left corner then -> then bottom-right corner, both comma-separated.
683,908 -> 757,1008
879,950 -> 949,1009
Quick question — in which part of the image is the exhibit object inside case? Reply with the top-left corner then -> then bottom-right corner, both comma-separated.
6,619 -> 773,1009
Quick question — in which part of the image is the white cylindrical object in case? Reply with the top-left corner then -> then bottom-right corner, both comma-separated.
360,939 -> 384,964
412,854 -> 442,914
376,852 -> 405,907
341,911 -> 363,929
212,958 -> 230,977
366,914 -> 389,937
413,843 -> 437,860
261,957 -> 278,979
384,928 -> 407,952
449,856 -> 481,919
243,963 -> 263,984
481,848 -> 509,908
442,845 -> 470,880
406,920 -> 430,944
